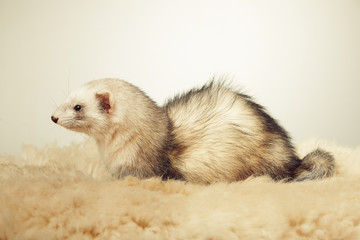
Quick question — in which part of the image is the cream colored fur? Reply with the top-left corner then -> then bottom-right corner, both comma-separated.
1,139 -> 360,239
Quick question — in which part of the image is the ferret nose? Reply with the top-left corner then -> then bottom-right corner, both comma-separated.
51,116 -> 58,123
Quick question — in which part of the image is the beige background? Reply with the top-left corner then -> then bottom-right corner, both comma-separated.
1,0 -> 359,156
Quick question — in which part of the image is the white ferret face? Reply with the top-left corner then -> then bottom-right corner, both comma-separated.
51,86 -> 113,136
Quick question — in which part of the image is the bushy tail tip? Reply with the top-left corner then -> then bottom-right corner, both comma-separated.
294,148 -> 335,181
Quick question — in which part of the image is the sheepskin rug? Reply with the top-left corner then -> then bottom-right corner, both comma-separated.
1,139 -> 360,240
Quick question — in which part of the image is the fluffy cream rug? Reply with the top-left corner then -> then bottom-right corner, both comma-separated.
1,139 -> 360,240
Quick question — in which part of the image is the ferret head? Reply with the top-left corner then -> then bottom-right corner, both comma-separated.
51,80 -> 116,136
52,78 -> 166,143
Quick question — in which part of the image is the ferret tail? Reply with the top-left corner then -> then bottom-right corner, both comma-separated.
294,148 -> 335,181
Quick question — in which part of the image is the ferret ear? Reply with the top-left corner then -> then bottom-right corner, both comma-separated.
96,91 -> 113,114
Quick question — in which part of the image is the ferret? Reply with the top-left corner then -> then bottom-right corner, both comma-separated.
51,78 -> 335,184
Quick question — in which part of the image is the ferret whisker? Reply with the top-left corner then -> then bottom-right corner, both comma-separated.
49,97 -> 58,108
67,77 -> 70,96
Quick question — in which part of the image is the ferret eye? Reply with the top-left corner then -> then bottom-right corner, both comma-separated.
74,105 -> 82,111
